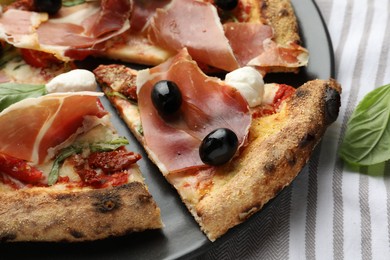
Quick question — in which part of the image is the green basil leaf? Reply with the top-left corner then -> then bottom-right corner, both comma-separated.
106,91 -> 128,100
339,84 -> 390,166
0,83 -> 47,112
48,146 -> 82,186
89,136 -> 129,153
62,0 -> 85,7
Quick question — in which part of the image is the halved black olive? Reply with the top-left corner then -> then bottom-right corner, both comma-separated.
214,0 -> 239,11
34,0 -> 62,15
151,80 -> 182,116
199,128 -> 238,166
324,86 -> 341,124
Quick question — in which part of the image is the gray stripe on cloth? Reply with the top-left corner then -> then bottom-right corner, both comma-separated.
359,168 -> 372,260
305,144 -> 321,260
331,0 -> 355,258
349,0 -> 376,258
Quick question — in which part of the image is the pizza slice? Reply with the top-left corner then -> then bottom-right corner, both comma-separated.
94,49 -> 341,241
102,0 -> 308,73
0,0 -> 308,74
0,92 -> 162,242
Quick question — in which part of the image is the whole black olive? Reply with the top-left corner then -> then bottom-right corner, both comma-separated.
199,128 -> 239,166
214,0 -> 239,11
34,0 -> 62,15
151,80 -> 182,116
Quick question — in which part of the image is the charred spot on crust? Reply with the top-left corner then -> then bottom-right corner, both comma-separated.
69,229 -> 85,239
284,149 -> 296,165
324,86 -> 341,124
264,162 -> 276,173
279,8 -> 289,17
54,193 -> 75,200
93,192 -> 122,213
0,232 -> 16,242
138,194 -> 153,204
295,88 -> 309,99
299,133 -> 316,148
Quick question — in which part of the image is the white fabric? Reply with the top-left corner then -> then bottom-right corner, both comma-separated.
198,0 -> 390,259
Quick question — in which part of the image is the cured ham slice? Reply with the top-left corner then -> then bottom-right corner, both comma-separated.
0,92 -> 106,164
147,0 -> 239,72
137,49 -> 251,174
130,0 -> 171,32
0,1 -> 132,61
247,39 -> 309,69
0,9 -> 47,48
224,22 -> 309,69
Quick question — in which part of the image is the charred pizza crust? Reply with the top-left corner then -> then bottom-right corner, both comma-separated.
0,171 -> 162,242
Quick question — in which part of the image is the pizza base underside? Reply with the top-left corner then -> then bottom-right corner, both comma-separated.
103,79 -> 341,241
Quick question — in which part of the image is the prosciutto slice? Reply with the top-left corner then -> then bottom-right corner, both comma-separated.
130,0 -> 171,32
0,92 -> 106,164
147,0 -> 239,72
137,49 -> 251,174
224,22 -> 309,69
0,0 -> 132,60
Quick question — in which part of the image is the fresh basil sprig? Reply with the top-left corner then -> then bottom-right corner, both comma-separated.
48,136 -> 130,185
62,0 -> 86,7
48,146 -> 82,186
0,83 -> 47,112
339,84 -> 390,166
89,137 -> 129,153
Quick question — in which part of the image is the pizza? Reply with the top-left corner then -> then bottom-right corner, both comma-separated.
0,92 -> 162,242
0,0 -> 341,243
93,49 -> 341,241
0,0 -> 308,74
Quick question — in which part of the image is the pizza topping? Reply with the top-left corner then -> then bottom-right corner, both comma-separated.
199,128 -> 239,166
151,80 -> 182,116
147,0 -> 239,72
46,69 -> 97,93
48,145 -> 81,185
0,82 -> 47,112
0,152 -> 43,184
214,0 -> 238,11
20,48 -> 63,68
247,39 -> 309,69
88,150 -> 142,174
33,0 -> 62,14
0,92 -> 106,164
130,0 -> 171,32
137,49 -> 251,174
0,1 -> 131,61
225,66 -> 264,107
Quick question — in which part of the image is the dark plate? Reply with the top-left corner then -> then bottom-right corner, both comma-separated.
1,0 -> 334,259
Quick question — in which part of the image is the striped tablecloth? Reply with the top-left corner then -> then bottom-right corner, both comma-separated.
199,0 -> 390,259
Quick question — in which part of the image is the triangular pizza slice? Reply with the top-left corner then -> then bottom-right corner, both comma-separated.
94,49 -> 341,241
0,92 -> 162,242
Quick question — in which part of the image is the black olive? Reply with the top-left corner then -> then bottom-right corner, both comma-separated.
214,0 -> 239,11
151,80 -> 182,116
34,0 -> 62,15
199,128 -> 238,166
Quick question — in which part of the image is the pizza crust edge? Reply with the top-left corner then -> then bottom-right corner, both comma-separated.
0,171 -> 162,242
